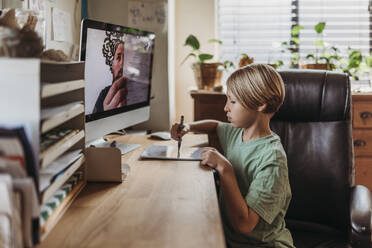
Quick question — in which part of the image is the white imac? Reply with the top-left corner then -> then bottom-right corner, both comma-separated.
80,19 -> 155,148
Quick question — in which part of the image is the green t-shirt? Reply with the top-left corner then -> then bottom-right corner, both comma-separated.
216,122 -> 294,248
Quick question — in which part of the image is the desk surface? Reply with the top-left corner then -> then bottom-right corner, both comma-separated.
39,134 -> 226,248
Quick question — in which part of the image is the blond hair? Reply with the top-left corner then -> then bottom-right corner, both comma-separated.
226,63 -> 285,114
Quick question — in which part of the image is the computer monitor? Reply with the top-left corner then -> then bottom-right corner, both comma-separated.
80,19 -> 155,143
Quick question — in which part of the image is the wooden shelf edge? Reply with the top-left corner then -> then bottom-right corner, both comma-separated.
41,156 -> 85,204
41,104 -> 84,134
40,179 -> 85,239
40,130 -> 85,169
41,79 -> 85,98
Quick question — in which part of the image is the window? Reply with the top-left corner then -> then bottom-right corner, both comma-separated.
297,0 -> 369,62
218,0 -> 370,69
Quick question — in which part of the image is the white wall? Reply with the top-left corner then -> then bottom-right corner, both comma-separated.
88,0 -> 171,132
174,0 -> 216,124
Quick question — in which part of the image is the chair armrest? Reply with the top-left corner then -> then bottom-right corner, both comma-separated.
350,185 -> 372,247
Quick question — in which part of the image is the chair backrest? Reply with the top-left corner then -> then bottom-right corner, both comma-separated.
271,70 -> 353,234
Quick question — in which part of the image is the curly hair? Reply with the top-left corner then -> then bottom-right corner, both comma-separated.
102,31 -> 125,74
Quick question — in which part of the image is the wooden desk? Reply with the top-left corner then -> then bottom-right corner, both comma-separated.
39,134 -> 226,248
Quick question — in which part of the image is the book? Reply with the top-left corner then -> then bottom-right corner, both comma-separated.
0,126 -> 39,244
0,126 -> 38,188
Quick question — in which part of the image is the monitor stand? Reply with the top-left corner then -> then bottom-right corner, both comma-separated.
87,138 -> 141,155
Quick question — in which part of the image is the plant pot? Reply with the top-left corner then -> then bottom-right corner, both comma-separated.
300,63 -> 334,70
192,63 -> 223,90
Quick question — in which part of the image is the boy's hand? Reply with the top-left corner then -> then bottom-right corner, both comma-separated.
170,123 -> 190,141
201,147 -> 231,174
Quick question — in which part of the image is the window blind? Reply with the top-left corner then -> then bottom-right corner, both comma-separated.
218,0 -> 370,68
297,0 -> 370,61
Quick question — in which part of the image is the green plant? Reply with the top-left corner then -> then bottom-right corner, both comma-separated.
300,22 -> 342,70
182,34 -> 235,71
309,22 -> 326,64
365,52 -> 372,68
306,45 -> 341,70
340,48 -> 364,80
279,24 -> 304,68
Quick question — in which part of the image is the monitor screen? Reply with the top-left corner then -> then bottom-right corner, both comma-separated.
80,19 -> 155,142
80,19 -> 155,123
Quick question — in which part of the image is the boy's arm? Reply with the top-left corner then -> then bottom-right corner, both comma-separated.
171,119 -> 220,141
187,120 -> 220,134
201,148 -> 260,235
219,163 -> 260,235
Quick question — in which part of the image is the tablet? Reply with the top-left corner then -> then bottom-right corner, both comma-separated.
140,145 -> 203,161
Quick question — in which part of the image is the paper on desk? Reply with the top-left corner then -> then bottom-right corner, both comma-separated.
141,145 -> 203,161
39,149 -> 82,192
52,7 -> 72,42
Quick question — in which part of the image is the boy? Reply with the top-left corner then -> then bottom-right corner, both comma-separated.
171,64 -> 294,247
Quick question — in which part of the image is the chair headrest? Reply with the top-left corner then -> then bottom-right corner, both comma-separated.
273,70 -> 350,122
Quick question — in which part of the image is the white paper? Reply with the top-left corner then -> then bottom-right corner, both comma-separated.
39,149 -> 82,192
52,7 -> 72,42
29,0 -> 44,12
128,1 -> 167,29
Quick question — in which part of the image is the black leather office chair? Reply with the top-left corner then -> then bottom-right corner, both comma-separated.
269,70 -> 372,248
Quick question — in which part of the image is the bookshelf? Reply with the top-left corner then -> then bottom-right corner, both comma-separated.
0,59 -> 86,242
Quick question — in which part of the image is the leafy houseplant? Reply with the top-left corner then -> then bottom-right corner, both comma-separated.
340,49 -> 364,80
182,34 -> 234,90
300,22 -> 337,70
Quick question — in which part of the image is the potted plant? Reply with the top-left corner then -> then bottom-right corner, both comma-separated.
238,53 -> 254,68
182,34 -> 234,90
299,22 -> 341,71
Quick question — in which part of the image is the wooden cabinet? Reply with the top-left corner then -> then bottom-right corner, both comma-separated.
352,93 -> 372,191
190,90 -> 226,122
190,90 -> 372,191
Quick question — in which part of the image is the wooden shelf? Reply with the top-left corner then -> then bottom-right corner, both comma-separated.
41,80 -> 85,98
40,180 -> 85,238
41,155 -> 85,204
40,130 -> 85,169
41,103 -> 84,134
0,59 -> 86,243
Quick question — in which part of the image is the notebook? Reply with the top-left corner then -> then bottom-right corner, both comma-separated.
140,145 -> 203,161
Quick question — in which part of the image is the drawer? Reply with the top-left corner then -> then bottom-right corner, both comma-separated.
353,101 -> 372,128
353,130 -> 372,157
355,157 -> 372,191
